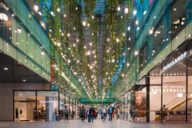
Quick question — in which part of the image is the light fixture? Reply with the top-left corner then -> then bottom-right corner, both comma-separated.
117,6 -> 121,12
136,27 -> 140,31
33,4 -> 39,12
126,63 -> 130,67
17,27 -> 22,33
116,38 -> 119,43
4,67 -> 8,71
149,28 -> 154,35
57,8 -> 60,12
50,11 -> 55,16
124,7 -> 129,14
22,79 -> 26,82
133,9 -> 137,16
38,11 -> 42,16
143,10 -> 147,15
127,26 -> 131,31
82,21 -> 86,26
40,21 -> 45,28
152,91 -> 157,95
135,20 -> 139,25
0,13 -> 8,22
177,93 -> 183,98
134,51 -> 139,56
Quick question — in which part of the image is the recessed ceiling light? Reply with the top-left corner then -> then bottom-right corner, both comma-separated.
4,67 -> 8,71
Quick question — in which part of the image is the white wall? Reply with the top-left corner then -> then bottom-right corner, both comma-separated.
0,83 -> 50,121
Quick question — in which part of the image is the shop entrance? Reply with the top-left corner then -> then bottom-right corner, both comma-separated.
15,101 -> 35,121
148,39 -> 192,123
14,91 -> 58,121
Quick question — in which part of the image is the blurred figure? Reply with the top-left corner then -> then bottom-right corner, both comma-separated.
64,106 -> 69,120
103,108 -> 107,121
71,110 -> 75,119
80,106 -> 86,122
116,108 -> 120,119
85,107 -> 89,119
108,106 -> 113,121
88,106 -> 95,123
161,105 -> 168,121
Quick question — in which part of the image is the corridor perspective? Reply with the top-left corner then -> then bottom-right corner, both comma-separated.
0,0 -> 192,127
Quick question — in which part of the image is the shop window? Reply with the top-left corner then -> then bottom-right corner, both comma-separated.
171,0 -> 186,39
139,42 -> 148,71
14,91 -> 59,121
0,8 -> 12,43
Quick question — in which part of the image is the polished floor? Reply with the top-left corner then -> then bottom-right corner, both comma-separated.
0,120 -> 191,128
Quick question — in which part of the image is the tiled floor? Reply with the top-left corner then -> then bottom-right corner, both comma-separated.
0,120 -> 191,128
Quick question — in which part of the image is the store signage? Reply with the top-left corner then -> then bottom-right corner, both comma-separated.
163,51 -> 187,72
79,98 -> 115,104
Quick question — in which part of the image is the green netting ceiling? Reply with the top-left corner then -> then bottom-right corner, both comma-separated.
31,0 -> 133,98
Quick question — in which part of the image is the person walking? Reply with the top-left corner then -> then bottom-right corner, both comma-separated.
80,106 -> 86,122
71,110 -> 75,119
103,108 -> 107,121
161,105 -> 168,122
64,106 -> 69,120
88,106 -> 95,123
108,106 -> 113,121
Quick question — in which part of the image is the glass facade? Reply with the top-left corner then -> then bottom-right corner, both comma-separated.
14,91 -> 58,121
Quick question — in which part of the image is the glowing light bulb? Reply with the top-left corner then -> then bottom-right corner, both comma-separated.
117,6 -> 121,12
0,13 -> 8,22
57,8 -> 60,12
124,7 -> 129,14
82,21 -> 86,26
133,9 -> 137,16
34,4 -> 39,12
127,26 -> 131,31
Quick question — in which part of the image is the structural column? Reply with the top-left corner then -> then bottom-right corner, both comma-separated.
186,54 -> 188,123
160,74 -> 163,123
146,74 -> 150,123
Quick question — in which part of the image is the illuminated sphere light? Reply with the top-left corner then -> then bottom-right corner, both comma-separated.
127,26 -> 131,31
149,29 -> 154,35
57,8 -> 60,12
33,4 -> 39,12
0,13 -> 8,22
143,10 -> 147,15
117,6 -> 121,12
135,20 -> 139,25
133,9 -> 137,16
134,51 -> 139,56
124,7 -> 129,14
17,27 -> 22,33
82,21 -> 86,26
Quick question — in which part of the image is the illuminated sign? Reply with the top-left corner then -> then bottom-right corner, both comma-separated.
79,98 -> 115,104
163,51 -> 187,72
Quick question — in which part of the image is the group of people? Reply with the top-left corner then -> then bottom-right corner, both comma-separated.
79,106 -> 97,123
79,105 -> 116,123
58,106 -> 75,121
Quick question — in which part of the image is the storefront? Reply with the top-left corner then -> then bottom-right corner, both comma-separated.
137,38 -> 192,123
14,90 -> 59,121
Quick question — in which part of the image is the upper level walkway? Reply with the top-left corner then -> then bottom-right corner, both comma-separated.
0,119 -> 191,128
